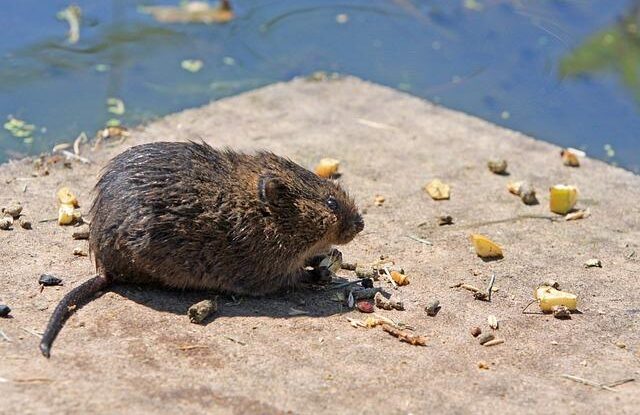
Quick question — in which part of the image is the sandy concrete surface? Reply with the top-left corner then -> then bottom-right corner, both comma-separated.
1,76 -> 639,414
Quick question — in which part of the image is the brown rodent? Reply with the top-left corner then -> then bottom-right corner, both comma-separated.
40,141 -> 364,357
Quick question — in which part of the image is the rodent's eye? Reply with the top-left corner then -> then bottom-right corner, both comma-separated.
326,196 -> 339,212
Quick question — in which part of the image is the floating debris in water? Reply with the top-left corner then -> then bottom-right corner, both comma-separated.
140,0 -> 234,24
56,5 -> 81,44
4,116 -> 36,144
107,98 -> 125,115
181,59 -> 204,73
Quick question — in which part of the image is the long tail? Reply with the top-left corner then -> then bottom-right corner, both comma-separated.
39,274 -> 111,358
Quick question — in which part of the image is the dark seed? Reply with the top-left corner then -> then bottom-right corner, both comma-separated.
361,278 -> 374,288
39,274 -> 63,287
0,304 -> 11,317
470,327 -> 482,337
356,300 -> 374,313
425,300 -> 441,316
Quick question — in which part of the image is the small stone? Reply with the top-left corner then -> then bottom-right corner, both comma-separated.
356,300 -> 374,313
424,300 -> 441,316
487,159 -> 508,175
470,327 -> 482,337
615,341 -> 626,349
550,341 -> 559,346
374,195 -> 385,207
72,225 -> 90,240
477,361 -> 490,370
0,304 -> 11,317
0,216 -> 13,230
19,218 -> 32,229
584,258 -> 602,268
38,274 -> 63,287
437,215 -> 453,226
552,305 -> 571,319
478,333 -> 495,345
2,203 -> 22,219
73,248 -> 88,256
188,299 -> 217,324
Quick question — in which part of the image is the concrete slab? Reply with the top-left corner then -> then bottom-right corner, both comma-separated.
1,76 -> 639,414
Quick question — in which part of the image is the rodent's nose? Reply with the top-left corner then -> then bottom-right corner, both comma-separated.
353,215 -> 365,233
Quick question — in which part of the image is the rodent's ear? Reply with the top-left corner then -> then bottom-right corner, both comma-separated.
259,175 -> 287,205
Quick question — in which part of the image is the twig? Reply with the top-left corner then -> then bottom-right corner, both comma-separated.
487,274 -> 496,302
381,324 -> 427,346
605,378 -> 635,388
177,344 -> 209,351
383,267 -> 398,289
223,335 -> 246,346
38,218 -> 58,223
561,374 -> 616,392
0,329 -> 11,342
406,235 -> 433,246
60,150 -> 91,164
522,299 -> 540,314
21,327 -> 43,339
13,378 -> 53,384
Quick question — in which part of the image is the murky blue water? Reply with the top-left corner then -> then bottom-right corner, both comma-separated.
1,0 -> 638,172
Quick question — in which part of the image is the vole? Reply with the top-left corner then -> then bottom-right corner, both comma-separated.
40,141 -> 364,357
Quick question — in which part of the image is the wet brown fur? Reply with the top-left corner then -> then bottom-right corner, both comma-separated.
40,141 -> 363,357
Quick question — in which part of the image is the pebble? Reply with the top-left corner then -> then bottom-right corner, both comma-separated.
39,274 -> 63,286
2,203 -> 22,219
477,361 -> 490,370
19,218 -> 32,229
424,300 -> 441,316
437,215 -> 453,226
487,159 -> 508,175
0,216 -> 13,230
615,341 -> 626,349
0,304 -> 11,317
73,248 -> 88,256
584,258 -> 602,268
470,327 -> 482,337
188,299 -> 217,324
72,225 -> 90,240
478,333 -> 495,345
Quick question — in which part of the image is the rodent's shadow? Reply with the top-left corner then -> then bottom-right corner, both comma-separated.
110,281 -> 352,323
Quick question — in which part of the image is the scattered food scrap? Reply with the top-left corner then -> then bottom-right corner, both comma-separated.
470,234 -> 503,259
549,184 -> 578,215
381,324 -> 427,346
57,187 -> 82,225
483,338 -> 504,347
487,314 -> 498,329
424,179 -> 450,200
507,181 -> 537,205
561,148 -> 581,167
356,300 -> 374,313
72,225 -> 90,240
552,305 -> 571,319
565,209 -> 589,221
389,270 -> 409,286
315,158 -> 340,178
73,248 -> 88,257
535,284 -> 577,312
19,218 -> 32,230
188,298 -> 217,323
374,292 -> 404,311
374,195 -> 385,206
470,327 -> 482,337
487,159 -> 508,175
477,361 -> 490,370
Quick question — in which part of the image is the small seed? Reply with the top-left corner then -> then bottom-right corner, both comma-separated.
487,159 -> 508,174
0,216 -> 13,230
2,203 -> 22,219
483,338 -> 505,347
470,327 -> 482,337
356,300 -> 374,313
477,360 -> 490,370
584,258 -> 602,268
487,314 -> 499,330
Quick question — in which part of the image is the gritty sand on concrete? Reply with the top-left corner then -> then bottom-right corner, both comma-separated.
1,76 -> 639,414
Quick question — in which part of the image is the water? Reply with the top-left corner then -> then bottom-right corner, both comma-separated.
1,0 -> 638,172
